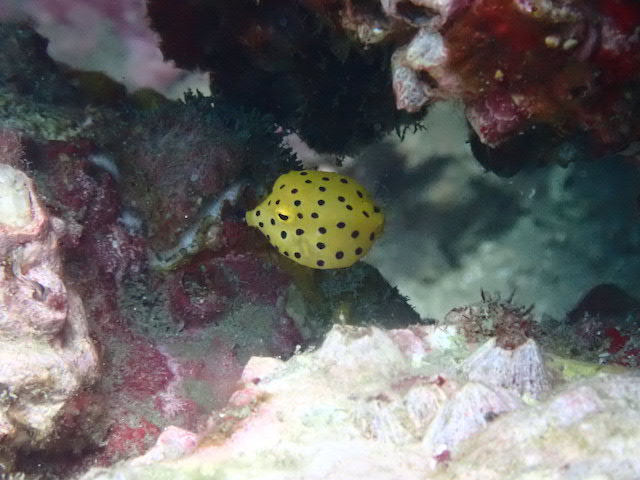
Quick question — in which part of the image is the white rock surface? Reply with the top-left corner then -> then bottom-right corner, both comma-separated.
0,164 -> 99,469
80,324 -> 640,480
0,164 -> 31,228
433,374 -> 640,480
463,338 -> 551,398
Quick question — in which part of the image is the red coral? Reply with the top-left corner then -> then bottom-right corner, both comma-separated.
167,257 -> 236,328
221,254 -> 291,304
79,223 -> 147,282
119,341 -> 174,397
218,219 -> 255,254
167,247 -> 295,328
38,140 -> 121,230
604,327 -> 630,354
566,284 -> 640,366
98,419 -> 161,466
465,89 -> 528,146
443,0 -> 640,147
597,0 -> 640,35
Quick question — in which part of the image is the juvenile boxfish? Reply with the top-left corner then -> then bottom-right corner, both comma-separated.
246,170 -> 384,269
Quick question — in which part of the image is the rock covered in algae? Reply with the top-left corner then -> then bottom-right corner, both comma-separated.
0,163 -> 100,470
80,323 -> 640,480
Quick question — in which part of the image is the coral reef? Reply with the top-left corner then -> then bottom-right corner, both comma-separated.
0,22 -> 419,476
385,0 -> 640,151
431,372 -> 640,480
543,283 -> 640,368
444,291 -> 536,349
6,0 -> 638,169
0,23 -> 123,144
0,5 -> 638,478
144,0 -> 639,170
0,0 -> 199,94
79,324 -> 640,480
113,90 -> 302,256
0,161 -> 99,471
146,0 -> 423,155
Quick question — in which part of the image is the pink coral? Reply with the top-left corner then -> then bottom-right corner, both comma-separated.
0,0 -> 191,93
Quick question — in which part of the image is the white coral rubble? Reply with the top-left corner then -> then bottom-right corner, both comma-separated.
80,323 -> 640,480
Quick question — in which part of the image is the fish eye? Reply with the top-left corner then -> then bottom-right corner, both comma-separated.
276,208 -> 293,223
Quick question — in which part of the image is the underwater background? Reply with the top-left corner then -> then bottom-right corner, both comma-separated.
0,0 -> 639,478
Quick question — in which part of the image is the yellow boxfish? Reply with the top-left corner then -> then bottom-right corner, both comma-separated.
246,170 -> 384,269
